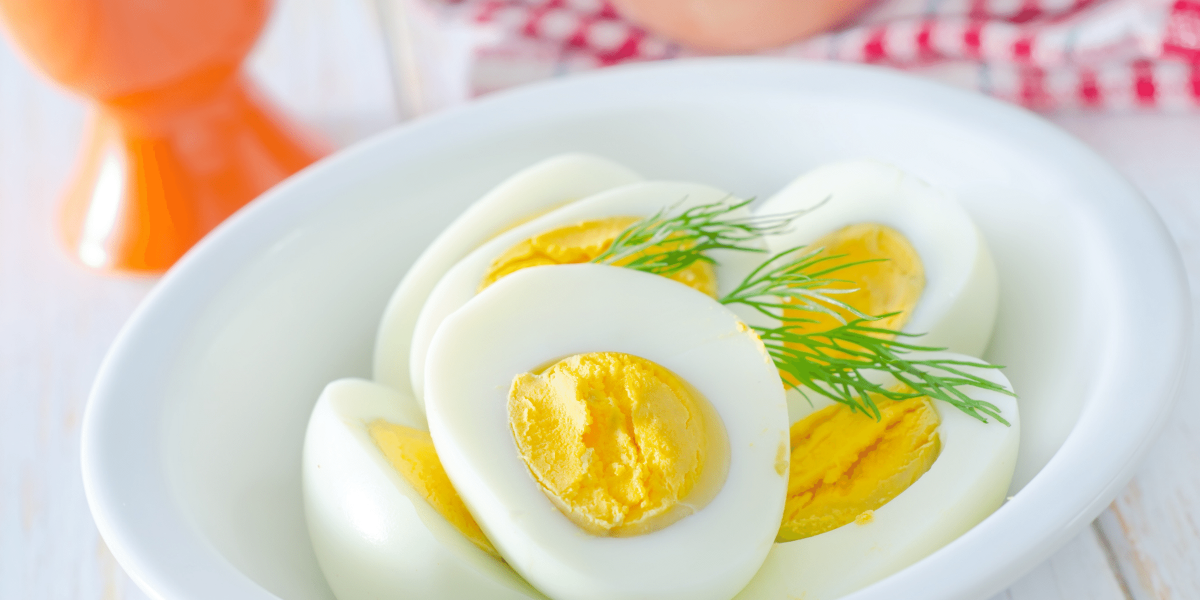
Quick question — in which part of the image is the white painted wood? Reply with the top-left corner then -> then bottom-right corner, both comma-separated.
372,0 -> 475,119
989,525 -> 1130,600
249,0 -> 401,147
0,25 -> 152,600
0,2 -> 1195,599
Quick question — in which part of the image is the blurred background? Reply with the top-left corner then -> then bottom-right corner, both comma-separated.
1,0 -> 1199,598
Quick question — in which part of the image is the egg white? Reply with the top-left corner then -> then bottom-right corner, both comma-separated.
374,153 -> 643,394
302,378 -> 546,600
423,264 -> 789,600
735,352 -> 1020,600
755,160 -> 999,357
405,180 -> 766,410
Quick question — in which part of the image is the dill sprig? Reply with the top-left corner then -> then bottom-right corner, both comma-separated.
759,321 -> 1011,424
590,198 -> 800,275
720,246 -> 1011,424
719,245 -> 882,325
594,200 -> 1013,424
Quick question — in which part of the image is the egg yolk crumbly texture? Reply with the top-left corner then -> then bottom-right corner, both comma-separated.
778,394 -> 941,542
508,352 -> 710,536
786,223 -> 924,335
478,216 -> 718,297
367,421 -> 500,558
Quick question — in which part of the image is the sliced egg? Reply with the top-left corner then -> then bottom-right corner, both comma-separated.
735,352 -> 1019,600
405,180 -> 765,409
302,378 -> 545,600
310,156 -> 1018,600
423,264 -> 789,600
374,153 -> 642,393
755,160 -> 998,357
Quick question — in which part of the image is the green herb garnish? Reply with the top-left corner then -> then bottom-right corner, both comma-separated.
590,198 -> 799,275
592,200 -> 1012,424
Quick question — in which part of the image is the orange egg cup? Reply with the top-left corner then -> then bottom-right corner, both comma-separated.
0,0 -> 328,273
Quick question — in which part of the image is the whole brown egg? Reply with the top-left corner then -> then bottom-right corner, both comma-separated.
609,0 -> 875,53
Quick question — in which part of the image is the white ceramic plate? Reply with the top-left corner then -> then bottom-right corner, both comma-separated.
81,58 -> 1189,600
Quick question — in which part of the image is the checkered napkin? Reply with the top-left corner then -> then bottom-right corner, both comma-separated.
437,0 -> 1200,111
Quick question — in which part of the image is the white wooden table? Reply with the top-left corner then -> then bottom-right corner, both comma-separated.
1,1 -> 1197,598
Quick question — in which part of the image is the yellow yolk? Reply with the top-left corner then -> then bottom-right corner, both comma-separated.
507,352 -> 725,536
367,421 -> 500,558
478,216 -> 719,297
777,395 -> 941,542
787,223 -> 924,334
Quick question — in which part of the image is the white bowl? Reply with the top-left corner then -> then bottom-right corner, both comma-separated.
81,58 -> 1189,600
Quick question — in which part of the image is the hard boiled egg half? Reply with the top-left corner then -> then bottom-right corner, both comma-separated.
738,354 -> 1019,600
756,160 -> 999,358
374,153 -> 642,394
404,179 -> 765,410
303,378 -> 544,600
424,264 -> 789,600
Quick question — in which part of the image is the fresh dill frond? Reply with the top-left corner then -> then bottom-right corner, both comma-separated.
594,200 -> 1013,425
717,246 -> 1012,424
756,320 -> 1011,424
590,198 -> 802,275
719,245 -> 883,325
722,248 -> 1011,424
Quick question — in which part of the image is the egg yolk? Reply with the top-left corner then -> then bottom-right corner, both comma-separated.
777,394 -> 941,542
507,352 -> 727,536
368,421 -> 500,558
479,216 -> 718,297
786,223 -> 924,334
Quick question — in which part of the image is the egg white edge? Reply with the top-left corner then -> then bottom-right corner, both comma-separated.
423,264 -> 790,600
302,378 -> 547,600
736,352 -> 1020,600
373,153 -> 644,395
754,160 -> 1000,358
408,180 -> 768,409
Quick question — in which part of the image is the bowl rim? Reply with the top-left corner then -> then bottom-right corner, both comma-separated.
81,56 -> 1191,600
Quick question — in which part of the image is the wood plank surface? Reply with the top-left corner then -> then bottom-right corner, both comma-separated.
0,32 -> 147,600
989,524 -> 1130,600
0,1 -> 1196,599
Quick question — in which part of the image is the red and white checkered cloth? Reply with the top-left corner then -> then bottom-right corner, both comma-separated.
436,0 -> 1200,111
